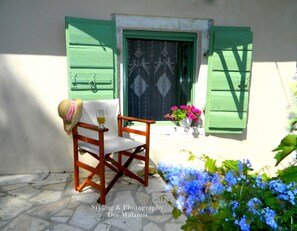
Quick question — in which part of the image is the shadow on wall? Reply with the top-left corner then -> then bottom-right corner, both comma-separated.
208,129 -> 248,141
0,61 -> 73,174
0,1 -> 67,56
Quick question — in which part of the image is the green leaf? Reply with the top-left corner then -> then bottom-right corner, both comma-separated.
204,156 -> 217,173
274,147 -> 296,166
181,216 -> 200,231
278,166 -> 297,183
274,134 -> 297,149
273,134 -> 297,166
222,160 -> 239,171
188,154 -> 196,161
290,119 -> 297,132
181,214 -> 221,231
172,207 -> 182,220
181,222 -> 197,231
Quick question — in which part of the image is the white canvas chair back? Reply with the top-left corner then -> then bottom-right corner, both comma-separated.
77,99 -> 144,155
79,99 -> 119,137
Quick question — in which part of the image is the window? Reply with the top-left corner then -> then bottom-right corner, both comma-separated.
123,31 -> 196,121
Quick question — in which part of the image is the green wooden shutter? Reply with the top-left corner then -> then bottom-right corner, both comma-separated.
205,26 -> 253,134
65,17 -> 117,100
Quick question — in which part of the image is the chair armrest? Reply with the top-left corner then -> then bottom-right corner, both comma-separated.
73,122 -> 108,148
117,115 -> 155,125
117,115 -> 155,138
76,122 -> 109,132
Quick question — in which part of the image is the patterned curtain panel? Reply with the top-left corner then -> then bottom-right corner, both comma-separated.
128,39 -> 178,120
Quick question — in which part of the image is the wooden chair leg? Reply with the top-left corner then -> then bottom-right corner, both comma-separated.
77,172 -> 96,192
73,150 -> 79,191
98,157 -> 106,204
118,152 -> 122,166
144,147 -> 149,187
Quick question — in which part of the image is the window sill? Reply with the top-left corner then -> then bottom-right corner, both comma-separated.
129,124 -> 205,137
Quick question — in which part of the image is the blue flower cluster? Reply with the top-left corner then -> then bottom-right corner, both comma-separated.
159,162 -> 249,217
246,198 -> 278,229
260,207 -> 278,229
158,159 -> 297,231
269,179 -> 297,205
253,175 -> 267,189
247,198 -> 262,215
158,163 -> 213,214
235,215 -> 250,231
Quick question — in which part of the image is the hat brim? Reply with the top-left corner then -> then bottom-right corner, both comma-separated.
63,99 -> 83,132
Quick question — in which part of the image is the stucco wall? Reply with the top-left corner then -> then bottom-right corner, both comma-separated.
0,0 -> 296,174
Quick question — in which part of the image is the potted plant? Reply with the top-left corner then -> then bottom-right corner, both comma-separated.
164,105 -> 202,127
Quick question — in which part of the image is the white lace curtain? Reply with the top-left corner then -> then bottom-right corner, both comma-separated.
127,39 -> 178,120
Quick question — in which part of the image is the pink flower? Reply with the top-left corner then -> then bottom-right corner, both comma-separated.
164,104 -> 201,124
193,108 -> 202,115
187,113 -> 198,122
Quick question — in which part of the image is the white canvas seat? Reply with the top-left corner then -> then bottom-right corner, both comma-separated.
72,99 -> 155,204
78,136 -> 145,156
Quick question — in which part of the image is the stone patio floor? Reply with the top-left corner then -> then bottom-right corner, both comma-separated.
0,171 -> 186,231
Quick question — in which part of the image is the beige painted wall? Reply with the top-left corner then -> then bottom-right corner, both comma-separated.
0,0 -> 296,174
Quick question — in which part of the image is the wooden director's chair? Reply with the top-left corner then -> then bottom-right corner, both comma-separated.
72,99 -> 155,204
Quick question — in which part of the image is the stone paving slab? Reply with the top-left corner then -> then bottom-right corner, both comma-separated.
0,172 -> 185,231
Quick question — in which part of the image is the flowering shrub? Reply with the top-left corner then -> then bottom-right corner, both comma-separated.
158,154 -> 297,230
164,105 -> 201,123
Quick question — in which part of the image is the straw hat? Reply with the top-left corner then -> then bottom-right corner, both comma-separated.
58,99 -> 83,133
